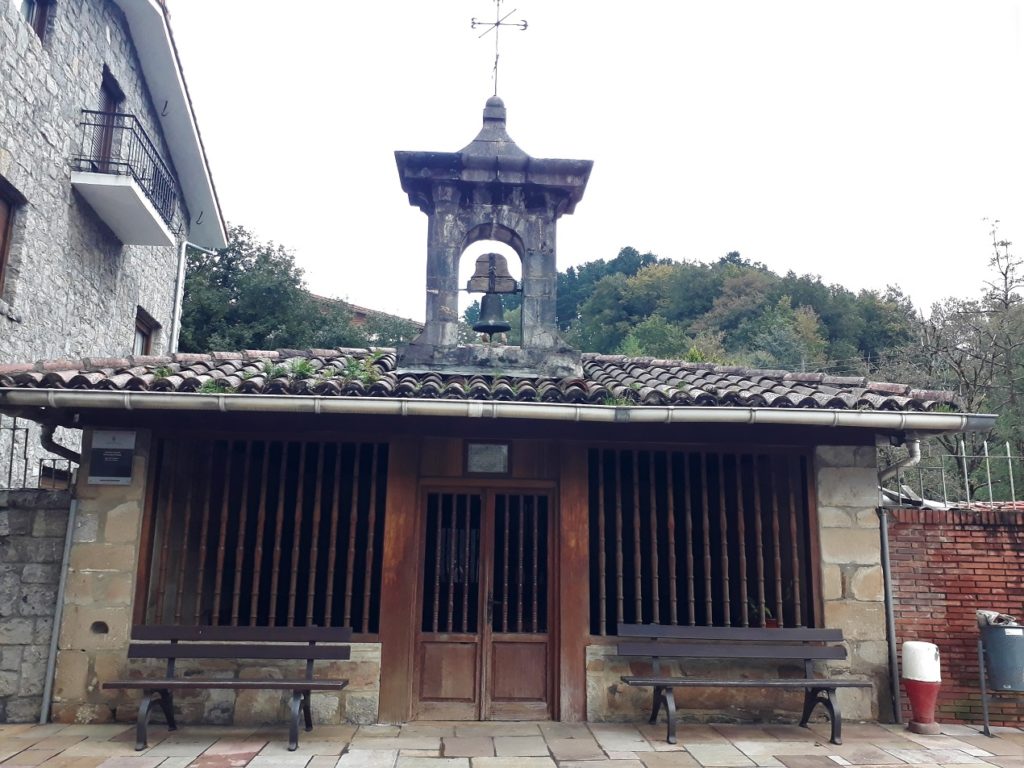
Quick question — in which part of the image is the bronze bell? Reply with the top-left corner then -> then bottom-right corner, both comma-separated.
473,293 -> 511,335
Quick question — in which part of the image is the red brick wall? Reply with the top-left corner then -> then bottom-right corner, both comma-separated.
888,508 -> 1024,726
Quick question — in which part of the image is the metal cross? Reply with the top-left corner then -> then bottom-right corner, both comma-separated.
471,0 -> 528,96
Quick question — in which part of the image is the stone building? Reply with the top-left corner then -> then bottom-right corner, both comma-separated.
0,0 -> 226,486
0,97 -> 997,730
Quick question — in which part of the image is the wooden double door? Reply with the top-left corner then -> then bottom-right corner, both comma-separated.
414,489 -> 553,720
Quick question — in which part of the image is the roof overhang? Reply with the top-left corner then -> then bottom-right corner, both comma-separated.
112,0 -> 227,249
0,389 -> 997,437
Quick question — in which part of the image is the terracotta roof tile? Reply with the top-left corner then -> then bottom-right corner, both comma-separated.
0,349 -> 963,413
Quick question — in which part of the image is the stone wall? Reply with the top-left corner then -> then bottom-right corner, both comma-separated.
888,507 -> 1023,727
0,0 -> 186,364
815,445 -> 888,721
0,489 -> 72,723
51,429 -> 380,726
586,445 -> 888,724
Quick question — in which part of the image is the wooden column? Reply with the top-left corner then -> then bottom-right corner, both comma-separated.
558,442 -> 589,721
377,438 -> 420,723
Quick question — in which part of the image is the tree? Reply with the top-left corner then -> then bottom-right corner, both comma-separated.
179,226 -> 365,352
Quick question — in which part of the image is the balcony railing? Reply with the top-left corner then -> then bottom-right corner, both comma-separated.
73,109 -> 180,231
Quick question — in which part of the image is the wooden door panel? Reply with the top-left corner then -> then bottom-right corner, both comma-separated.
416,640 -> 479,718
490,639 -> 547,700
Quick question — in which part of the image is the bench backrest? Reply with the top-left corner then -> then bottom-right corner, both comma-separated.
127,625 -> 353,678
615,624 -> 848,673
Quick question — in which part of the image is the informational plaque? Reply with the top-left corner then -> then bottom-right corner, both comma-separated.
87,430 -> 136,485
466,442 -> 510,475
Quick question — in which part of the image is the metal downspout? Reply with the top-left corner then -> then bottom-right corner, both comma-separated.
877,506 -> 903,724
39,499 -> 77,724
169,237 -> 189,352
40,423 -> 81,465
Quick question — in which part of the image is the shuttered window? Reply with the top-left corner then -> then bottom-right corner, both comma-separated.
140,437 -> 389,634
588,448 -> 816,635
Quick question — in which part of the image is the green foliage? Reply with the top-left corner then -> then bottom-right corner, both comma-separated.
180,226 -> 366,352
342,356 -> 380,385
288,359 -> 316,379
198,378 -> 233,394
263,363 -> 288,379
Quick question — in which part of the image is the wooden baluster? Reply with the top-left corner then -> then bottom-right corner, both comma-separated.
516,496 -> 526,633
700,453 -> 713,625
323,444 -> 344,627
211,442 -> 235,626
173,444 -> 196,625
230,441 -> 254,626
683,453 -> 696,626
752,455 -> 767,625
362,444 -> 381,633
249,442 -> 272,626
769,457 -> 784,625
648,453 -> 661,623
787,457 -> 804,626
736,455 -> 749,626
666,453 -> 678,625
193,442 -> 215,625
501,495 -> 511,633
632,451 -> 643,622
531,495 -> 540,632
597,452 -> 607,634
447,495 -> 459,633
268,444 -> 289,626
431,494 -> 443,633
343,446 -> 362,628
286,442 -> 308,626
306,443 -> 326,626
614,451 -> 625,625
154,440 -> 177,624
718,453 -> 731,626
461,483 -> 472,632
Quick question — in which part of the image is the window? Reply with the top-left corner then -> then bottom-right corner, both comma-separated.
0,177 -> 26,298
139,438 -> 389,632
133,307 -> 158,355
21,0 -> 52,41
588,448 -> 816,635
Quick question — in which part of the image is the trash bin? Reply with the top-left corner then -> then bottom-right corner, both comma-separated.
978,624 -> 1024,735
981,625 -> 1024,692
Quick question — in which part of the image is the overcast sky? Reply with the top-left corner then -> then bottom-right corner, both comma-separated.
166,1 -> 1024,321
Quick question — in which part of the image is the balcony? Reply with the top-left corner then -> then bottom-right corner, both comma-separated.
71,110 -> 181,247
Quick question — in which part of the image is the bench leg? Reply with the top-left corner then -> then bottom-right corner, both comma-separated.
302,690 -> 313,732
288,691 -> 302,751
663,688 -> 677,745
649,686 -> 664,724
157,689 -> 177,732
135,692 -> 154,751
800,687 -> 843,745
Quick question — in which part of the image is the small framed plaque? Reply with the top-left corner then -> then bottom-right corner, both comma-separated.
87,430 -> 137,485
466,441 -> 510,475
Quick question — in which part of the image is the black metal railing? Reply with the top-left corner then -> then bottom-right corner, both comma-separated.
74,109 -> 180,231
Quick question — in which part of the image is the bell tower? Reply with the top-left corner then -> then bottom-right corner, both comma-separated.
395,96 -> 593,377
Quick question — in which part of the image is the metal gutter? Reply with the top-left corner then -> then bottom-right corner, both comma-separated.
0,390 -> 998,434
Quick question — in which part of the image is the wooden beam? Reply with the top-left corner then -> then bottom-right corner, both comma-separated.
557,442 -> 589,722
377,437 -> 420,723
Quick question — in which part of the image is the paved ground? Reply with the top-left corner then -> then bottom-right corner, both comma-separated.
0,720 -> 1019,768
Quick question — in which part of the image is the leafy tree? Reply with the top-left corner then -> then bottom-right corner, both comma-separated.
750,297 -> 829,371
180,226 -> 365,352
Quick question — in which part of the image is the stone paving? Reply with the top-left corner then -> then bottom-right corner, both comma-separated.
0,721 -> 1019,768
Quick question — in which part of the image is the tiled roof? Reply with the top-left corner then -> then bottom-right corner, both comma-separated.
0,349 -> 959,412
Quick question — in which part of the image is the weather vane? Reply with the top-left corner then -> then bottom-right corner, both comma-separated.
471,0 -> 528,96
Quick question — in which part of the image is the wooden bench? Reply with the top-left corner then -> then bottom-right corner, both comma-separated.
103,625 -> 352,751
617,624 -> 872,745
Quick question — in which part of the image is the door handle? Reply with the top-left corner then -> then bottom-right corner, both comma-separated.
486,595 -> 503,624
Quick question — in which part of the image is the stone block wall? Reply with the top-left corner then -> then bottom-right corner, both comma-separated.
584,445 -> 888,724
0,0 -> 186,364
52,429 -> 379,726
0,489 -> 72,722
888,507 -> 1023,726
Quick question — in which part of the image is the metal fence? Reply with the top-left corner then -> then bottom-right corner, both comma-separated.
879,437 -> 1024,510
0,415 -> 77,491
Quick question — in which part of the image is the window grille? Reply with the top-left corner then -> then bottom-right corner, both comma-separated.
588,448 -> 815,635
141,437 -> 388,633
